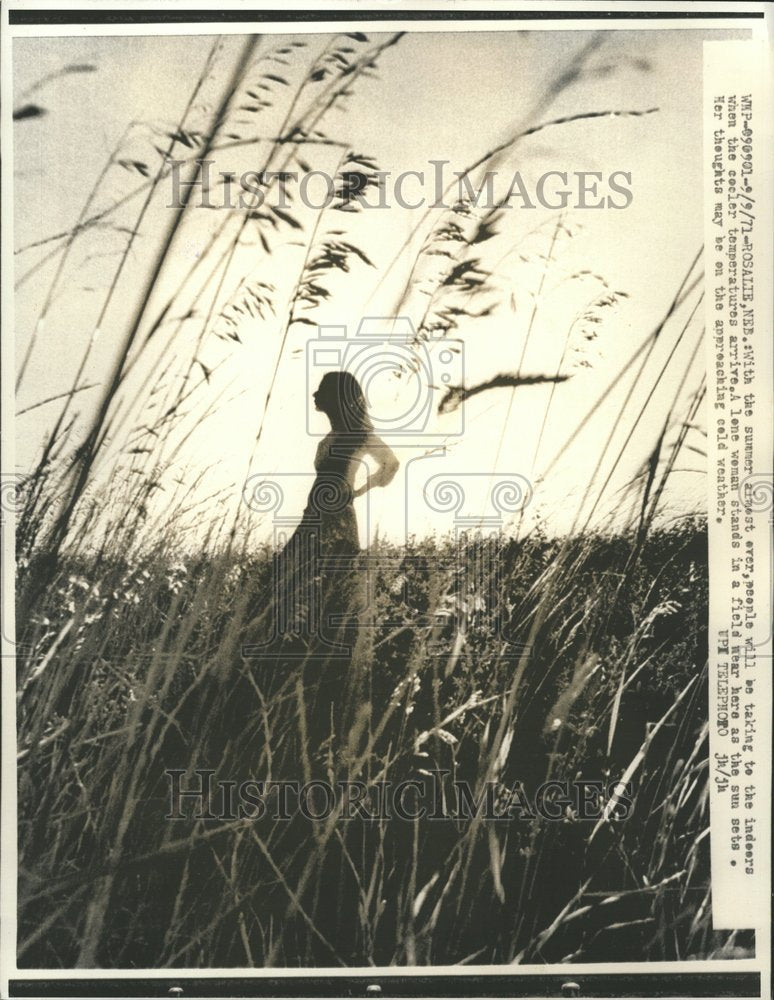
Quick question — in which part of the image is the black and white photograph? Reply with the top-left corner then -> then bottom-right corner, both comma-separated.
1,3 -> 771,997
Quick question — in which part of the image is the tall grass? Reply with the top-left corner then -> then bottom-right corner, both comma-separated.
13,32 -> 747,969
16,519 -> 746,967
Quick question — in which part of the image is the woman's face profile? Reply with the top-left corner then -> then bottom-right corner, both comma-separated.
312,371 -> 369,432
313,376 -> 333,413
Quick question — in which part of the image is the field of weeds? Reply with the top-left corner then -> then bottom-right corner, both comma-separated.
16,518 -> 754,968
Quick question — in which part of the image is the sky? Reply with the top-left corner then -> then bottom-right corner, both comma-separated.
11,25 -> 746,547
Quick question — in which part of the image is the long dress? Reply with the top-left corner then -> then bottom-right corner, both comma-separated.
267,431 -> 369,767
275,430 -> 366,651
244,429 -> 396,766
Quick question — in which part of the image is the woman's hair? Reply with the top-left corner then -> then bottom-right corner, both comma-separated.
318,371 -> 373,434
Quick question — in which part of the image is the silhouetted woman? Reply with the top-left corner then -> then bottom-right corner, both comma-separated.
249,371 -> 398,766
274,371 -> 398,643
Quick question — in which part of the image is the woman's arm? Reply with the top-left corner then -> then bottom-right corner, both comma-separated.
353,434 -> 399,498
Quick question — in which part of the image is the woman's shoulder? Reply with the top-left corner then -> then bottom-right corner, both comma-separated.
315,431 -> 364,466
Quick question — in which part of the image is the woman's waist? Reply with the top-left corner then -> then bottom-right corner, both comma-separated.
305,475 -> 355,512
